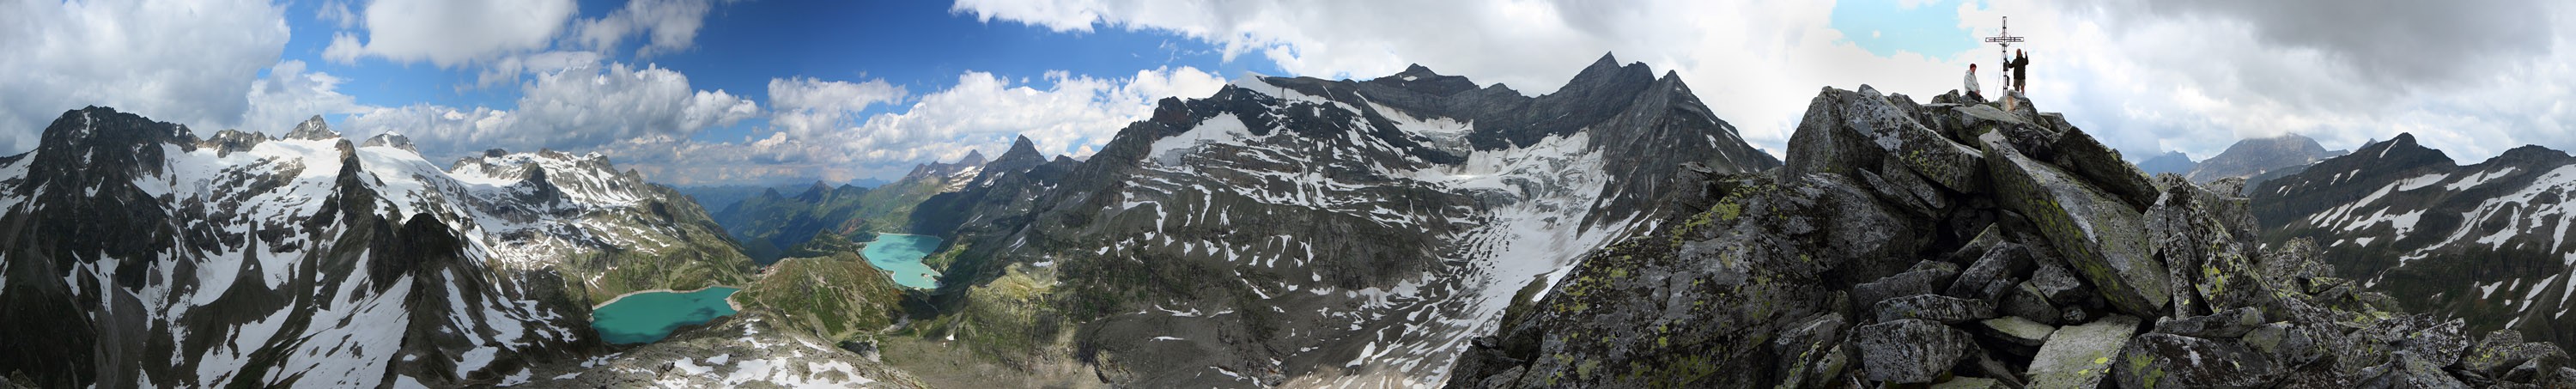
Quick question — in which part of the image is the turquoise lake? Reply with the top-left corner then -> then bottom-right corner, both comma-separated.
863,234 -> 943,289
591,287 -> 739,344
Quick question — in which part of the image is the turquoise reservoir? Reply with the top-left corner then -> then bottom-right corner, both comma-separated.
590,287 -> 740,344
862,234 -> 944,289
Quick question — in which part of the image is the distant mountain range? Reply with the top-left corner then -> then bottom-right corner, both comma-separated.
2257,133 -> 2576,351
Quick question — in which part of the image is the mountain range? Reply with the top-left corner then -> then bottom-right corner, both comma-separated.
8,52 -> 2574,388
2257,133 -> 2576,353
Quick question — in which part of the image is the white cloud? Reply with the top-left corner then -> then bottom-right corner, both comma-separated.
569,0 -> 728,58
0,0 -> 289,152
768,77 -> 909,140
240,60 -> 368,134
954,0 -> 2576,166
594,67 -> 1225,185
341,60 -> 758,160
322,0 -> 580,67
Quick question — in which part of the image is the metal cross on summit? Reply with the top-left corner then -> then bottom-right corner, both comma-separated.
1984,16 -> 2025,90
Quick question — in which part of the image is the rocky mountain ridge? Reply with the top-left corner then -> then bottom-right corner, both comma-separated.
902,53 -> 1780,387
0,109 -> 750,387
1444,88 -> 2576,387
2256,133 -> 2576,354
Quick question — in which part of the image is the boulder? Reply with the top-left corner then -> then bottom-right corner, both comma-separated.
2113,333 -> 2281,388
2351,351 -> 2471,388
1855,263 -> 1959,312
1770,313 -> 1852,389
1855,319 -> 1977,384
2028,315 -> 2142,388
2336,314 -> 2470,376
1946,243 -> 2035,301
2048,128 -> 2158,212
1980,131 -> 2172,317
2242,321 -> 2338,367
1978,316 -> 2055,347
2029,258 -> 2093,306
2460,329 -> 2571,380
2152,307 -> 2263,338
1998,282 -> 2062,325
1874,294 -> 1996,325
1783,86 -> 1986,194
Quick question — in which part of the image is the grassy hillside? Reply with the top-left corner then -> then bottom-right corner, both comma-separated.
733,235 -> 910,341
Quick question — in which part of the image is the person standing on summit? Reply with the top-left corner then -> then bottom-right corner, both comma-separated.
2009,50 -> 2031,94
1964,64 -> 1984,101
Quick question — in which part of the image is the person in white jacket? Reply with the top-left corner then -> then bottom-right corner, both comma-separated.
1964,64 -> 1984,101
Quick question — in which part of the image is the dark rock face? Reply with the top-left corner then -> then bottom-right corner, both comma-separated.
1441,86 -> 2576,388
2187,133 -> 2341,183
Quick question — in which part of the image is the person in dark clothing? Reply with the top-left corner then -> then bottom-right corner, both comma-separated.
2008,50 -> 2030,94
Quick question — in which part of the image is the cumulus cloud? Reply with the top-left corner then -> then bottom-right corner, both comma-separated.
599,66 -> 1226,185
0,0 -> 289,152
240,60 -> 369,133
954,0 -> 2576,165
322,0 -> 580,67
768,77 -> 909,139
340,60 -> 758,161
569,0 -> 731,58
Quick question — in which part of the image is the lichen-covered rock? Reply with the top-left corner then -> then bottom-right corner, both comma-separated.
1999,282 -> 2063,325
1855,319 -> 1976,384
1876,295 -> 1997,325
1771,313 -> 1852,389
2337,314 -> 2471,376
2152,307 -> 2263,338
2113,333 -> 2281,388
1855,264 -> 1959,313
2352,351 -> 2471,388
2028,315 -> 2142,388
1978,316 -> 2055,348
2030,258 -> 2094,307
1980,131 -> 2172,316
2460,330 -> 2572,381
1947,243 -> 2035,301
2243,322 -> 2331,367
2048,128 -> 2159,212
1783,86 -> 1986,194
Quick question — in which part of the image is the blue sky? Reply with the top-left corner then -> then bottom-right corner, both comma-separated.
273,0 -> 1276,148
7,0 -> 2570,185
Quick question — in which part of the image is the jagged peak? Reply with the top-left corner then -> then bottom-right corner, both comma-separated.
284,115 -> 338,141
361,131 -> 417,153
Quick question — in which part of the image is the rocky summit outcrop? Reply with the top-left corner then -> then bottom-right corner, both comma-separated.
1443,87 -> 2576,387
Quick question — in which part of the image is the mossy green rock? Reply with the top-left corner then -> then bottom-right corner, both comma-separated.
2027,315 -> 2140,389
1980,131 -> 2170,317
